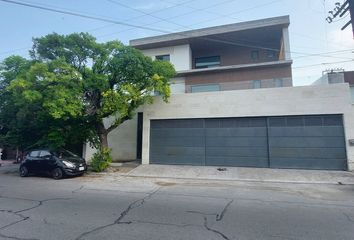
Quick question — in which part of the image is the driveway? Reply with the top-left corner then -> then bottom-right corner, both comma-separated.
0,165 -> 354,240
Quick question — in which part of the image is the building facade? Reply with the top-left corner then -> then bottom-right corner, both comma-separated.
130,15 -> 293,94
84,16 -> 354,171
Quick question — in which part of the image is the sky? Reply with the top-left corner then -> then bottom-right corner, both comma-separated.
0,0 -> 353,86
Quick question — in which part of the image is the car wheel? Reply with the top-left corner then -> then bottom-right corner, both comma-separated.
19,166 -> 29,177
51,168 -> 63,180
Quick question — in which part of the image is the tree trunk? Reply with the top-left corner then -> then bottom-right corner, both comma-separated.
97,122 -> 108,150
99,132 -> 108,150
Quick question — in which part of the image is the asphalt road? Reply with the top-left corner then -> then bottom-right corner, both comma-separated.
0,165 -> 354,240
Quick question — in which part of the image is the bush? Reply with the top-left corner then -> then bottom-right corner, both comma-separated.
90,148 -> 112,172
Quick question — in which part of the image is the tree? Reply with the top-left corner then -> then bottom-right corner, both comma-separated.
0,57 -> 91,152
29,32 -> 176,151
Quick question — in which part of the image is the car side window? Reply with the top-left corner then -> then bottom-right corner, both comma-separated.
39,150 -> 51,159
29,151 -> 40,157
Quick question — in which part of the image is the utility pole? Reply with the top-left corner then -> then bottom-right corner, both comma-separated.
326,0 -> 354,39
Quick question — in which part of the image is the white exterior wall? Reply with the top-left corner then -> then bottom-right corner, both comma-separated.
83,115 -> 138,162
141,44 -> 192,71
141,83 -> 354,171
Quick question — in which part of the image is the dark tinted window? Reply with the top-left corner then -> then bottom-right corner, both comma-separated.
195,56 -> 220,69
155,54 -> 170,62
251,50 -> 259,60
29,151 -> 40,157
53,150 -> 79,158
39,150 -> 52,158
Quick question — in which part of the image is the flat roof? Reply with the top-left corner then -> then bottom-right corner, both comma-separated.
130,15 -> 290,49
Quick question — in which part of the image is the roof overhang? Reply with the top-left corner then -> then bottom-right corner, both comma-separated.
130,15 -> 290,49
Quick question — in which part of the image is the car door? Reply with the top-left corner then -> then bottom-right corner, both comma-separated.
26,150 -> 40,172
38,150 -> 54,173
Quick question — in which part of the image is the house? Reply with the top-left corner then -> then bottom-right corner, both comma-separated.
130,15 -> 293,93
84,16 -> 354,171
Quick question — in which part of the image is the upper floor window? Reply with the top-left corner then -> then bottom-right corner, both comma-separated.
253,80 -> 261,89
266,50 -> 277,59
191,84 -> 220,93
155,54 -> 170,62
251,50 -> 259,61
195,56 -> 220,69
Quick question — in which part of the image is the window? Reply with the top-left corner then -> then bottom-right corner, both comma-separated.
274,78 -> 283,87
191,84 -> 220,93
252,80 -> 261,89
195,56 -> 220,69
155,54 -> 170,62
266,50 -> 277,58
29,151 -> 40,157
251,50 -> 259,61
39,150 -> 51,158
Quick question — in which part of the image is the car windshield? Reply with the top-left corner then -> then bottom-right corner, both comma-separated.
53,150 -> 79,159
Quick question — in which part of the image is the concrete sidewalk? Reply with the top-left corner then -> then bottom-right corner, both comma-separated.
126,164 -> 354,184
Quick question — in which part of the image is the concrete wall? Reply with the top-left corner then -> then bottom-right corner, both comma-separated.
141,44 -> 191,71
84,115 -> 138,162
141,83 -> 354,171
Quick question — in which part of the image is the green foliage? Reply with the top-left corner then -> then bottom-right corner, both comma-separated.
90,148 -> 112,172
1,32 -> 176,153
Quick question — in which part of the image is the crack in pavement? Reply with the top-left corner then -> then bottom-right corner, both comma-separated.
343,213 -> 354,223
0,197 -> 71,240
75,187 -> 160,240
130,220 -> 200,228
216,200 -> 233,221
186,200 -> 234,240
203,216 -> 231,240
72,185 -> 84,194
15,198 -> 72,214
0,232 -> 39,240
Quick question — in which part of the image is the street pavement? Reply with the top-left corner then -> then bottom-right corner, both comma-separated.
0,164 -> 354,240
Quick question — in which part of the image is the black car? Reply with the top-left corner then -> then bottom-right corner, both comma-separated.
19,149 -> 87,179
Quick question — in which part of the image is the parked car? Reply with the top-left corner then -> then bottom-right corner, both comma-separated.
19,149 -> 87,179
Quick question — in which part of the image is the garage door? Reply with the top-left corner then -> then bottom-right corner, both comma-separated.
150,119 -> 205,165
268,115 -> 347,170
150,115 -> 347,170
204,118 -> 268,167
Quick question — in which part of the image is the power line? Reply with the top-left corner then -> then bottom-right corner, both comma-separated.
0,0 -> 352,62
0,0 -> 175,34
293,60 -> 354,69
96,0 -> 239,39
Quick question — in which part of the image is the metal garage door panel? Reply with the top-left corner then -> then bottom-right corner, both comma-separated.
268,115 -> 347,170
269,157 -> 347,170
150,119 -> 205,165
205,118 -> 268,167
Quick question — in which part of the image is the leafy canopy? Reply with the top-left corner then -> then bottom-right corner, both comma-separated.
0,32 -> 176,151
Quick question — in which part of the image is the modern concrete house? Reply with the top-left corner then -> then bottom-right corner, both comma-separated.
130,15 -> 293,93
84,16 -> 354,171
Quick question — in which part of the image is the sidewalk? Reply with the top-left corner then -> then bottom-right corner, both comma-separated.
126,164 -> 354,184
0,159 -> 16,167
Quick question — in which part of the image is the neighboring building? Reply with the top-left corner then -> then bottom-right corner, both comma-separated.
312,70 -> 354,102
130,15 -> 292,93
84,16 -> 354,171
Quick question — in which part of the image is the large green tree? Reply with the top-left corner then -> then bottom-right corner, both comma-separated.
0,32 -> 175,154
0,57 -> 90,152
